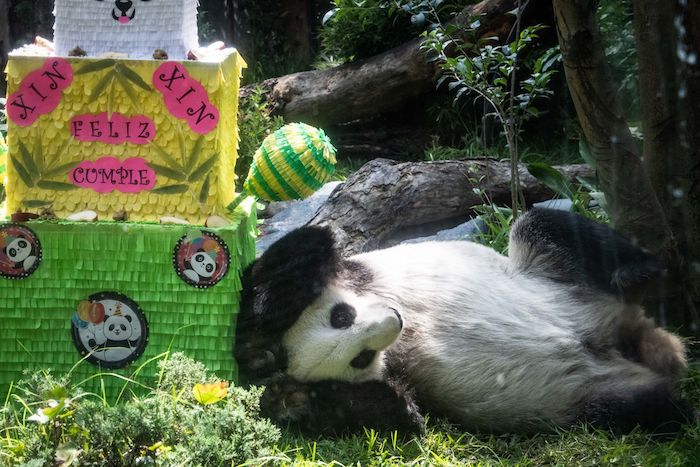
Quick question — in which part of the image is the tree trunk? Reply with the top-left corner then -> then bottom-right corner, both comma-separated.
282,0 -> 313,63
631,1 -> 700,332
551,0 -> 674,257
675,0 -> 700,332
308,158 -> 592,255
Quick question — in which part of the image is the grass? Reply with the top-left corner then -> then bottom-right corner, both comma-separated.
2,331 -> 698,467
265,362 -> 699,467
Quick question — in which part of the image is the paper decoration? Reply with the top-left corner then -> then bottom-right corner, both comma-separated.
4,52 -> 245,224
173,231 -> 231,288
71,291 -> 149,369
53,0 -> 200,59
242,123 -> 337,202
0,133 -> 6,184
69,157 -> 157,193
153,62 -> 220,135
0,224 -> 43,279
70,113 -> 156,145
7,58 -> 73,127
0,199 -> 256,397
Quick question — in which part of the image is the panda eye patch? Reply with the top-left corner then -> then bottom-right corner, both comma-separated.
330,303 -> 356,329
18,240 -> 27,248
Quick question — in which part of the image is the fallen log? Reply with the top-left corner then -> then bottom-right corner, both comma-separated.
307,158 -> 593,255
240,0 -> 555,126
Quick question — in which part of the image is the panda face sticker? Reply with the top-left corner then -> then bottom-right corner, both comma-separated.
173,231 -> 231,288
71,292 -> 149,369
7,238 -> 32,263
191,251 -> 216,279
104,314 -> 134,340
0,224 -> 42,279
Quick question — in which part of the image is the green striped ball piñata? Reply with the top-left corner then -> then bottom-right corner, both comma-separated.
244,123 -> 337,201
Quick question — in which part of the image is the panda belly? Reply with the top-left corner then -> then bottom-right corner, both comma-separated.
396,307 -> 596,431
356,241 -> 626,431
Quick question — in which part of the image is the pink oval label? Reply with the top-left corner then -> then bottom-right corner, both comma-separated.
69,157 -> 157,193
7,58 -> 74,127
153,62 -> 219,135
71,113 -> 156,145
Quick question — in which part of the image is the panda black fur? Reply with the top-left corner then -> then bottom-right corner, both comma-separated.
235,209 -> 694,435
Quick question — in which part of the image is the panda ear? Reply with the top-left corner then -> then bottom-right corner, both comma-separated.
125,315 -> 132,322
239,226 -> 340,335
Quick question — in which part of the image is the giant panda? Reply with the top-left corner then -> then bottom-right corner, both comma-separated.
235,208 -> 694,435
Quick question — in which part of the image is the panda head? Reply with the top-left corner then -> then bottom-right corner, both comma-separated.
236,227 -> 402,383
4,235 -> 36,270
103,314 -> 134,341
189,249 -> 217,279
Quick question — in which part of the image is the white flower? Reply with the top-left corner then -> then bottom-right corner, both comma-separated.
27,409 -> 49,424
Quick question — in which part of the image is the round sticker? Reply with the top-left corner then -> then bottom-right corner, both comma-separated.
71,292 -> 149,369
0,223 -> 42,279
173,231 -> 231,288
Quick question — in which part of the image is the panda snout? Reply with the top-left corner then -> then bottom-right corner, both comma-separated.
389,307 -> 403,330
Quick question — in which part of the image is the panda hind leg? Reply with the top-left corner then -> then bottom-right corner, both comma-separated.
509,208 -> 665,301
617,312 -> 687,379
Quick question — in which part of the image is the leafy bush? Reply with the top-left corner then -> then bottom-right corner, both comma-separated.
0,353 -> 280,466
597,0 -> 639,120
319,0 -> 414,64
237,87 -> 285,189
319,1 -> 474,64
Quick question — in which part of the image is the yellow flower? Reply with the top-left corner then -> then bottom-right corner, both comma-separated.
192,381 -> 229,405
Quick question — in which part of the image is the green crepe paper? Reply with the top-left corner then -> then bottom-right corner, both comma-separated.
0,198 -> 256,399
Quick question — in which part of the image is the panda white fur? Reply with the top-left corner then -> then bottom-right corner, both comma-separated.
235,208 -> 694,434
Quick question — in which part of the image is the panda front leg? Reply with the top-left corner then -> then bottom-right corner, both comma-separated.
259,374 -> 425,435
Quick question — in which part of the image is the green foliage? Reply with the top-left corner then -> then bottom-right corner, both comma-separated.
472,203 -> 513,255
422,24 -> 560,144
526,138 -> 609,222
319,1 -> 473,64
319,0 -> 414,64
598,0 -> 640,120
422,10 -> 561,214
237,87 -> 285,189
278,410 -> 700,465
0,353 -> 279,466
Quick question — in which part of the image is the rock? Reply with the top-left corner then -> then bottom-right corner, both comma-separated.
67,210 -> 98,222
402,218 -> 487,245
11,212 -> 41,222
39,207 -> 58,220
160,216 -> 190,225
205,215 -> 230,228
533,199 -> 573,211
153,48 -> 168,60
256,182 -> 342,255
113,209 -> 129,222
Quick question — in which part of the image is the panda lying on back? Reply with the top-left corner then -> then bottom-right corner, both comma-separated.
235,209 -> 694,434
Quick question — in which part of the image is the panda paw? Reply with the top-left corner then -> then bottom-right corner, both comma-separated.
259,374 -> 425,436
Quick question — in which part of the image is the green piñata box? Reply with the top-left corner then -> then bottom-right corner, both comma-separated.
0,199 -> 255,396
